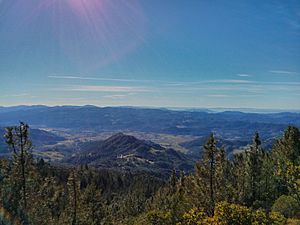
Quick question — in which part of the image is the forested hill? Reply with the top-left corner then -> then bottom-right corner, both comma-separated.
66,133 -> 194,175
0,123 -> 299,224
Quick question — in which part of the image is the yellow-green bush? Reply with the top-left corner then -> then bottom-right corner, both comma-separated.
286,218 -> 300,225
272,195 -> 300,218
214,202 -> 252,225
269,212 -> 287,225
179,202 -> 285,225
180,208 -> 209,225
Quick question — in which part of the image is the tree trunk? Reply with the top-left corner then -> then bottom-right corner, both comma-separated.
72,171 -> 77,225
20,126 -> 27,210
210,156 -> 215,216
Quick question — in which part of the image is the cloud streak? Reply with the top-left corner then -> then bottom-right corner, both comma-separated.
49,75 -> 258,86
52,85 -> 151,93
103,94 -> 128,99
269,70 -> 298,75
206,94 -> 229,98
0,93 -> 31,98
237,74 -> 252,77
48,75 -> 158,83
164,79 -> 254,86
47,75 -> 300,103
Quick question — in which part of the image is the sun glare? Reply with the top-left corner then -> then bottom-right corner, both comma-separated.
62,0 -> 146,71
1,0 -> 146,72
66,0 -> 103,16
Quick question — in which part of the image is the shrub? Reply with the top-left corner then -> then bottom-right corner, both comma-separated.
180,208 -> 208,225
214,202 -> 252,225
180,202 -> 286,225
272,195 -> 300,218
269,212 -> 286,225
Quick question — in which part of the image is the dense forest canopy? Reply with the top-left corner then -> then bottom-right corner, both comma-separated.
0,123 -> 299,224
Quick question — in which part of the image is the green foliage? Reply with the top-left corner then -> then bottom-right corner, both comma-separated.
180,208 -> 209,225
180,202 -> 286,225
273,126 -> 300,198
135,210 -> 172,225
273,126 -> 300,164
246,132 -> 265,208
268,212 -> 287,225
272,195 -> 300,218
214,202 -> 253,225
0,124 -> 299,224
286,218 -> 300,225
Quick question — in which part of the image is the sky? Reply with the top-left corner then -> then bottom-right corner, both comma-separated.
0,0 -> 300,109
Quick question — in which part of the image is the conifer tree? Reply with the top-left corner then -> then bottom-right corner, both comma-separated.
216,146 -> 233,202
232,153 -> 248,204
169,169 -> 177,194
273,126 -> 300,165
260,152 -> 277,210
203,133 -> 218,216
67,169 -> 80,225
247,132 -> 264,207
4,122 -> 32,210
273,126 -> 300,206
80,184 -> 104,225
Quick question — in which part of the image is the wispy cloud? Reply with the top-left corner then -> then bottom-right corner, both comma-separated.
0,93 -> 30,98
164,79 -> 254,86
205,94 -> 263,98
49,75 -> 256,86
214,79 -> 253,84
269,70 -> 298,75
206,94 -> 229,98
161,80 -> 300,96
237,74 -> 252,77
103,94 -> 128,99
53,85 -> 151,93
48,78 -> 300,99
48,75 -> 157,83
49,73 -> 272,90
52,97 -> 88,101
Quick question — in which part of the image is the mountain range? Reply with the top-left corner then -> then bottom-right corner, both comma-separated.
0,105 -> 299,173
0,106 -> 299,136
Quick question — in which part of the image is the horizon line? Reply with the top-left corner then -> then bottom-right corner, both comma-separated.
0,104 -> 300,113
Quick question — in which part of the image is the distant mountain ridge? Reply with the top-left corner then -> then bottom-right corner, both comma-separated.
1,105 -> 299,113
0,106 -> 299,136
0,105 -> 299,162
66,133 -> 195,175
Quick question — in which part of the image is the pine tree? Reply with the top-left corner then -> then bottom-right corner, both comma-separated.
273,126 -> 300,165
67,169 -> 80,225
169,169 -> 177,194
216,146 -> 233,202
4,122 -> 32,212
80,184 -> 104,225
247,132 -> 264,207
260,152 -> 277,210
273,126 -> 300,206
203,133 -> 218,216
232,153 -> 248,204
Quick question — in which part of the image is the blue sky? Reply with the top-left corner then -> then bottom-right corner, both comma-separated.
0,0 -> 299,109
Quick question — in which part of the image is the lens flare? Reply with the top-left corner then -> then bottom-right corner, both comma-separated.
0,0 -> 147,72
66,0 -> 104,16
58,0 -> 147,71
